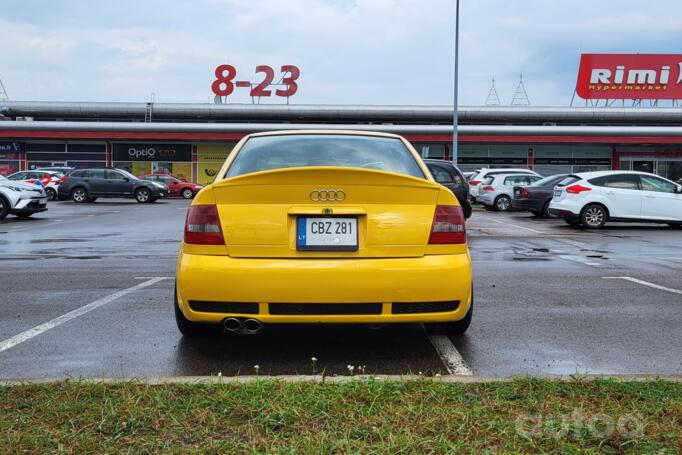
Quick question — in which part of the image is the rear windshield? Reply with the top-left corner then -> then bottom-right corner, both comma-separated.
557,175 -> 581,186
226,134 -> 425,179
531,175 -> 565,187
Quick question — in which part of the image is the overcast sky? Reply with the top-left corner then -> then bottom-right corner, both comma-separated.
1,0 -> 681,106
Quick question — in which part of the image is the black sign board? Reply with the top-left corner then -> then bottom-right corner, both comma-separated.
0,142 -> 24,153
112,143 -> 192,162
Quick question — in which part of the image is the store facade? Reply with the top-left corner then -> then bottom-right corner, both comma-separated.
112,143 -> 193,180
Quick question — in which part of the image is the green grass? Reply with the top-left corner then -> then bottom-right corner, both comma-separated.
1,378 -> 680,454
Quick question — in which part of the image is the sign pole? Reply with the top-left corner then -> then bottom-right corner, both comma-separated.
452,0 -> 460,165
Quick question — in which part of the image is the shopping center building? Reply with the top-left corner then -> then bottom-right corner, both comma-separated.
1,102 -> 682,182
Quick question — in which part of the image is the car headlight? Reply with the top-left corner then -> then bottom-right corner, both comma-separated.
5,185 -> 28,192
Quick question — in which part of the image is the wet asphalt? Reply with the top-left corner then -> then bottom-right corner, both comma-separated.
0,198 -> 681,378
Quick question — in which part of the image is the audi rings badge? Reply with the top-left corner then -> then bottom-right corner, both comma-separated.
310,189 -> 346,202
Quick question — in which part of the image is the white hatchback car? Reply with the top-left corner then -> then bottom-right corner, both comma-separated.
468,168 -> 540,201
549,171 -> 682,228
478,173 -> 544,211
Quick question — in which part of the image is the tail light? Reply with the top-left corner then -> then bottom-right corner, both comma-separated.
59,176 -> 69,183
429,205 -> 466,244
481,185 -> 494,191
519,188 -> 531,199
184,205 -> 224,245
566,184 -> 592,195
469,180 -> 481,186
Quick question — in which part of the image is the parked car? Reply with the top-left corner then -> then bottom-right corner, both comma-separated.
462,171 -> 477,181
58,168 -> 168,203
512,174 -> 577,217
35,166 -> 75,174
6,170 -> 63,201
138,173 -> 203,199
549,171 -> 682,228
468,168 -> 541,202
423,159 -> 472,218
478,173 -> 544,211
175,131 -> 473,337
0,176 -> 48,220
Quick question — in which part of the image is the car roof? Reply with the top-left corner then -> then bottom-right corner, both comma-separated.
246,129 -> 404,140
572,170 -> 669,179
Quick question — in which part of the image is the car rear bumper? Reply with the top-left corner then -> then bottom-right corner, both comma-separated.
511,199 -> 541,211
477,192 -> 494,205
176,253 -> 472,324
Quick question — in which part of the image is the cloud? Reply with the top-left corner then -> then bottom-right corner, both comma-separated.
0,0 -> 681,106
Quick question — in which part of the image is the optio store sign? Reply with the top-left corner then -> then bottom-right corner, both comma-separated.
112,144 -> 192,162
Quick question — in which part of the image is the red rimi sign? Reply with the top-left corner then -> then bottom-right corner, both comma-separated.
576,54 -> 682,100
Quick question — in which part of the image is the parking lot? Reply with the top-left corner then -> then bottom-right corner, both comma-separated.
1,199 -> 681,379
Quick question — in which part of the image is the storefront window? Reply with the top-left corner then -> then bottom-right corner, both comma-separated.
0,142 -> 24,176
197,143 -> 236,185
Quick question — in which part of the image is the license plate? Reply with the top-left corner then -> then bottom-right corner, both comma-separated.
39,198 -> 47,204
296,217 -> 358,251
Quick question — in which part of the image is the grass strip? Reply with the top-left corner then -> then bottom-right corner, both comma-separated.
1,377 -> 680,454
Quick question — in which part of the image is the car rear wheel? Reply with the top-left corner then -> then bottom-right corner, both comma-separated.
0,196 -> 9,220
531,210 -> 543,217
494,195 -> 511,212
135,188 -> 151,203
460,200 -> 472,219
181,188 -> 194,199
541,200 -> 551,218
174,285 -> 219,337
581,204 -> 607,229
425,289 -> 473,337
45,188 -> 57,201
71,187 -> 88,203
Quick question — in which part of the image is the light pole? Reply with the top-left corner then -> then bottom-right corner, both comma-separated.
452,0 -> 460,164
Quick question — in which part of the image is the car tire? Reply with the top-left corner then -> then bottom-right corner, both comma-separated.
580,204 -> 608,229
425,289 -> 473,337
181,188 -> 194,199
668,223 -> 682,229
45,188 -> 57,201
460,200 -> 472,219
174,284 -> 218,337
530,210 -> 543,217
135,188 -> 151,203
541,200 -> 551,218
564,218 -> 582,227
71,187 -> 88,203
493,195 -> 511,212
86,197 -> 98,203
0,196 -> 9,220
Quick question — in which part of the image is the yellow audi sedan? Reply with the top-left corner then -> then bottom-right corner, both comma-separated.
175,131 -> 472,336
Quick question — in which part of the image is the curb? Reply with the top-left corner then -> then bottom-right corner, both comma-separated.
1,374 -> 681,386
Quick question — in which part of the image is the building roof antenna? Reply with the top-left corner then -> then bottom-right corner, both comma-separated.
485,75 -> 501,106
511,73 -> 531,106
0,76 -> 9,101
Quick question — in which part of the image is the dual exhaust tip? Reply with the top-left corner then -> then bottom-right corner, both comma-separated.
223,317 -> 263,335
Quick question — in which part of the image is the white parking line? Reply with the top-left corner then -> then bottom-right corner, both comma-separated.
603,276 -> 682,295
485,218 -> 544,234
426,333 -> 473,375
559,255 -> 600,267
0,277 -> 169,354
